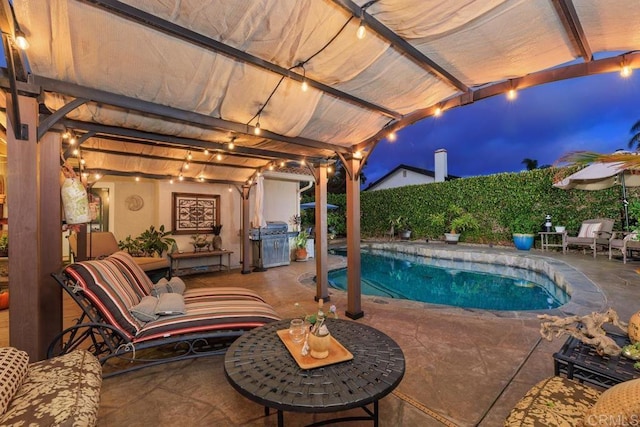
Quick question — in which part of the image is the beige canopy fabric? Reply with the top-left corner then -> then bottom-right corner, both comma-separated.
553,162 -> 640,191
6,0 -> 640,183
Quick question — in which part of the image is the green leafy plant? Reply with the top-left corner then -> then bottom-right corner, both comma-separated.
119,225 -> 175,257
293,230 -> 310,249
0,234 -> 8,253
511,214 -> 539,234
429,205 -> 479,235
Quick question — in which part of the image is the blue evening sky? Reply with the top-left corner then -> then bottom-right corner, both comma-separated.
363,71 -> 640,183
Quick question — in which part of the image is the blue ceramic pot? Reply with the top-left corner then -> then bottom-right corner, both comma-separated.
513,234 -> 535,251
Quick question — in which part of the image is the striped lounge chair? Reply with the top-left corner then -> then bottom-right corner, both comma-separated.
50,251 -> 281,377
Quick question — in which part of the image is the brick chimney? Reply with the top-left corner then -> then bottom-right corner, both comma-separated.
434,149 -> 447,182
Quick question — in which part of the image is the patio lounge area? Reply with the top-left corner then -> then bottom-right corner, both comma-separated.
2,242 -> 635,426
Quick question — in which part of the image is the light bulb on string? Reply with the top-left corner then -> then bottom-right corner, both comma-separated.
179,174 -> 184,181
94,173 -> 101,180
187,152 -> 192,160
387,131 -> 397,142
72,148 -> 79,156
621,65 -> 632,78
184,162 -> 190,170
356,19 -> 366,39
204,149 -> 209,155
228,185 -> 232,192
254,121 -> 261,135
280,161 -> 285,167
14,29 -> 29,50
69,136 -> 77,145
169,178 -> 174,184
434,107 -> 442,117
507,88 -> 517,100
300,159 -> 306,166
216,153 -> 223,161
228,139 -> 235,150
135,177 -> 140,182
62,130 -> 70,140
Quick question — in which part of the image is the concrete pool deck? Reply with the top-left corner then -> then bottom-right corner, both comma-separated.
82,241 -> 639,426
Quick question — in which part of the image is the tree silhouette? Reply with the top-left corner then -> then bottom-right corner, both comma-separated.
628,119 -> 640,149
521,158 -> 539,170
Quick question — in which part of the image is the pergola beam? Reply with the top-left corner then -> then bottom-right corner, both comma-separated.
77,146 -> 259,172
80,0 -> 402,121
57,119 -> 328,163
34,75 -> 350,154
551,0 -> 593,61
331,0 -> 469,93
357,51 -> 640,150
88,168 -> 247,185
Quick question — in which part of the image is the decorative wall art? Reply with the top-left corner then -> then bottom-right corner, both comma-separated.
172,193 -> 220,235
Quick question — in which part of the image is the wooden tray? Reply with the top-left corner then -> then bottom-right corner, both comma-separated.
277,329 -> 354,370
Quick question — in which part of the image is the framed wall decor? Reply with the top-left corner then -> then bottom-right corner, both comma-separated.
172,192 -> 220,235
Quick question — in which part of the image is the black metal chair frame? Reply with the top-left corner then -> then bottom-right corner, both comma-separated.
48,272 -> 246,378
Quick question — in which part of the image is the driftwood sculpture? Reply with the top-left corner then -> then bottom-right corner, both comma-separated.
538,308 -> 628,356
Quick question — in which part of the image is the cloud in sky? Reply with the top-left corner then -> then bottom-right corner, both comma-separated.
364,71 -> 640,183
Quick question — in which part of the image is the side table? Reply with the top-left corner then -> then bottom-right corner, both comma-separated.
553,332 -> 639,389
224,318 -> 405,426
539,231 -> 567,254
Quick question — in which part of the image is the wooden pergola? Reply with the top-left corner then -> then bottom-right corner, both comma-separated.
1,0 -> 639,358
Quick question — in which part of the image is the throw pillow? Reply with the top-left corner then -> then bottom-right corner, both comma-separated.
167,277 -> 186,295
577,222 -> 602,238
584,378 -> 640,425
0,347 -> 30,415
155,293 -> 186,316
150,278 -> 170,297
129,296 -> 159,323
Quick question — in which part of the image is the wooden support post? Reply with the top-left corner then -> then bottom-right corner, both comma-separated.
314,163 -> 329,302
241,184 -> 252,274
344,156 -> 363,319
7,95 -> 63,359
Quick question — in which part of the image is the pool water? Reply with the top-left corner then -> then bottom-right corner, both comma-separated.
328,249 -> 569,311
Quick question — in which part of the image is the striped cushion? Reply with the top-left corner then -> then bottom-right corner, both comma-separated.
65,260 -> 143,338
183,287 -> 266,303
134,299 -> 281,342
107,251 -> 156,296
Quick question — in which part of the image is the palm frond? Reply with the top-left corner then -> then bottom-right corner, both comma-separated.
558,150 -> 640,170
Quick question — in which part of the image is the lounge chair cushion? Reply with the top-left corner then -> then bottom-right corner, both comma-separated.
108,251 -> 156,296
578,222 -> 602,238
129,296 -> 160,323
65,260 -> 144,338
0,347 -> 29,415
134,299 -> 281,342
504,376 -> 599,426
155,293 -> 186,316
583,378 -> 640,423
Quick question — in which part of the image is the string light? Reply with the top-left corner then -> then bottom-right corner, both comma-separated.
94,173 -> 101,180
328,166 -> 333,173
80,158 -> 86,165
387,131 -> 397,142
216,153 -> 223,161
184,162 -> 190,170
179,174 -> 184,181
69,135 -> 77,145
228,138 -> 235,150
268,164 -> 274,171
169,178 -> 174,184
72,149 -> 79,156
280,161 -> 285,167
507,88 -> 517,101
228,185 -> 232,192
62,130 -> 71,139
135,176 -> 140,182
434,107 -> 442,117
187,151 -> 192,160
14,29 -> 29,50
621,65 -> 632,78
204,149 -> 209,155
356,14 -> 366,39
254,120 -> 261,135
301,65 -> 309,92
300,159 -> 306,166
354,150 -> 363,159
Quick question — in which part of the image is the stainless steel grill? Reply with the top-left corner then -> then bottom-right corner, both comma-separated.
250,221 -> 290,269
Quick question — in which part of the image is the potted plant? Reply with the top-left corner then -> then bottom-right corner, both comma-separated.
429,205 -> 479,244
0,234 -> 8,257
293,230 -> 310,261
396,216 -> 412,240
118,235 -> 143,256
511,214 -> 538,251
212,224 -> 223,250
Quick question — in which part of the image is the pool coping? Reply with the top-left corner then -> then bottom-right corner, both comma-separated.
325,241 -> 606,319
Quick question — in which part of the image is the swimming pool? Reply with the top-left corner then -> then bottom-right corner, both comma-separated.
328,247 -> 570,311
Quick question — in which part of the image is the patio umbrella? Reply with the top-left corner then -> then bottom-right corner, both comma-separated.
553,160 -> 640,230
300,202 -> 339,210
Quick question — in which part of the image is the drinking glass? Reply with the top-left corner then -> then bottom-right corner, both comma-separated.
289,319 -> 306,344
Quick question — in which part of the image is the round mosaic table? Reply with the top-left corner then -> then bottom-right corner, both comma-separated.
224,318 -> 405,426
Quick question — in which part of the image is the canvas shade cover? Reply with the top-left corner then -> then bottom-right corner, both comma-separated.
553,163 -> 640,191
5,0 -> 640,184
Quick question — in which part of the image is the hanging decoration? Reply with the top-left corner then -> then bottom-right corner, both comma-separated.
61,162 -> 91,225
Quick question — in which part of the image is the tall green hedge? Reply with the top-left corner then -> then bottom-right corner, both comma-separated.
303,167 -> 637,245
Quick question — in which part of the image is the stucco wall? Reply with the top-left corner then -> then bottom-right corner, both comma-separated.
369,169 -> 435,191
